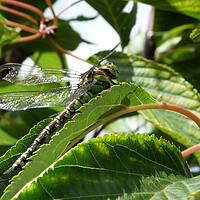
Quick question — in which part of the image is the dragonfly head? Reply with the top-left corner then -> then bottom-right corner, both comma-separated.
98,62 -> 119,79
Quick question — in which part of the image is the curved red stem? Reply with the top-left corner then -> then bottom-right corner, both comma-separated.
0,0 -> 45,20
0,6 -> 38,24
182,144 -> 200,157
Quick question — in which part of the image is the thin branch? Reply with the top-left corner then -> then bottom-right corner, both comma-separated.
56,0 -> 83,18
0,0 -> 45,20
3,20 -> 43,34
143,6 -> 156,59
57,52 -> 68,70
0,6 -> 38,24
45,0 -> 58,26
3,20 -> 56,36
62,102 -> 200,158
182,144 -> 200,157
14,34 -> 41,43
100,102 -> 200,129
48,37 -> 88,63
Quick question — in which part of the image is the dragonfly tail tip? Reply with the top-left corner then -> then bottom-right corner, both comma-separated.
3,167 -> 13,175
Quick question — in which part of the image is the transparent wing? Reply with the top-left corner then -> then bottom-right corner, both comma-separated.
0,63 -> 82,86
59,81 -> 96,106
0,86 -> 76,111
0,82 -> 94,111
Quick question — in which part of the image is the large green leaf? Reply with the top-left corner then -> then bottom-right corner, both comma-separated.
0,83 -> 157,199
86,0 -> 137,47
133,0 -> 200,19
90,52 -> 200,159
11,134 -> 193,199
55,20 -> 90,50
120,176 -> 200,200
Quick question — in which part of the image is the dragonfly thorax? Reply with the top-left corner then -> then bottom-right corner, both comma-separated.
89,62 -> 119,84
89,63 -> 117,85
80,62 -> 118,94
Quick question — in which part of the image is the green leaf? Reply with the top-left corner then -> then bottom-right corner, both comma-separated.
155,23 -> 198,60
1,83 -> 157,199
133,0 -> 200,19
153,22 -> 200,90
105,113 -> 155,134
186,189 -> 200,200
69,15 -> 97,22
86,0 -> 137,47
120,176 -> 200,200
190,28 -> 200,43
92,52 -> 200,161
154,9 -> 199,32
0,117 -> 54,197
56,20 -> 90,50
0,81 -> 62,149
0,24 -> 20,47
0,129 -> 16,146
127,32 -> 146,55
0,12 -> 6,21
30,51 -> 64,69
0,108 -> 59,138
10,134 -> 193,199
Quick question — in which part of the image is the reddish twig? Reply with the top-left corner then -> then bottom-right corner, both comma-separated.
0,0 -> 45,20
0,6 -> 38,24
182,144 -> 200,157
3,20 -> 43,34
48,37 -> 88,63
45,0 -> 58,26
98,102 -> 200,157
14,34 -> 41,43
56,0 -> 83,18
105,102 -> 200,128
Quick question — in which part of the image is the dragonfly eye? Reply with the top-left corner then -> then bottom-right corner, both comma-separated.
99,62 -> 119,79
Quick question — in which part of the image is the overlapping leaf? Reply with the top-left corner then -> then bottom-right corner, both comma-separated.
1,83 -> 157,199
91,52 -> 200,160
11,134 -> 194,199
133,0 -> 200,19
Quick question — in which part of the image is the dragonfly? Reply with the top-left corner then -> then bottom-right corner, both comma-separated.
0,43 -> 120,175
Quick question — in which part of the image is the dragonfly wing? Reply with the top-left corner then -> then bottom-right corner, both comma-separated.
60,81 -> 96,106
0,63 -> 82,86
0,86 -> 79,111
